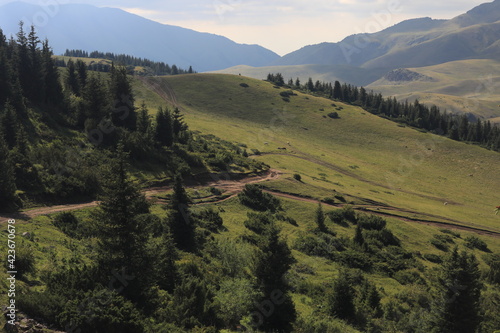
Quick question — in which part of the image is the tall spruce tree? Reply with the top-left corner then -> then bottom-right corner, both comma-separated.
0,133 -> 18,211
254,222 -> 297,332
168,173 -> 195,251
109,65 -> 137,130
41,39 -> 63,104
432,248 -> 482,333
315,202 -> 327,233
95,144 -> 151,304
154,106 -> 173,147
327,269 -> 356,322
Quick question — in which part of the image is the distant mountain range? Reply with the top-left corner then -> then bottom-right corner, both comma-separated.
0,1 -> 279,72
273,0 -> 500,70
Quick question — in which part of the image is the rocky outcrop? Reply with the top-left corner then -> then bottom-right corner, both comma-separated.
384,68 -> 434,82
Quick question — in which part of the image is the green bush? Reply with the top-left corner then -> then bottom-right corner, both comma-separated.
358,215 -> 386,230
394,269 -> 426,285
430,237 -> 449,251
423,253 -> 443,263
18,291 -> 66,328
464,235 -> 489,252
52,211 -> 87,239
14,244 -> 36,280
328,112 -> 340,119
58,288 -> 144,333
193,208 -> 224,232
238,184 -> 281,212
244,212 -> 274,235
293,173 -> 302,181
293,232 -> 344,260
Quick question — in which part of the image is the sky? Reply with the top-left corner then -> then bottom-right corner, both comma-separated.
0,0 -> 489,55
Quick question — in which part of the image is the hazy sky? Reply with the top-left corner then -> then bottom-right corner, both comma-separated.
0,0 -> 489,55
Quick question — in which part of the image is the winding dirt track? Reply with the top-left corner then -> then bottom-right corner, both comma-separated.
0,169 -> 499,238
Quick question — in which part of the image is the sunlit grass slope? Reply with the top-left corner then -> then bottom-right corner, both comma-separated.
133,73 -> 500,233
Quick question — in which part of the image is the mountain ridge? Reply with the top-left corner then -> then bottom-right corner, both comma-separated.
0,1 -> 280,72
274,0 -> 500,69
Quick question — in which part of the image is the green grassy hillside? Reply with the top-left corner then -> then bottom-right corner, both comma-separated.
2,72 -> 499,333
134,74 -> 500,233
368,59 -> 500,121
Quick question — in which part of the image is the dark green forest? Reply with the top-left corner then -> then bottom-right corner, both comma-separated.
62,49 -> 195,76
1,25 -> 499,333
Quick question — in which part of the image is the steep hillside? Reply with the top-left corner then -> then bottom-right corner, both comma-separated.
0,2 -> 279,71
135,74 -> 500,233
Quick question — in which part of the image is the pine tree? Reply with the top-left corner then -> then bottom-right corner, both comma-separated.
295,77 -> 300,88
66,59 -> 80,95
0,133 -> 19,211
76,59 -> 88,90
109,66 -> 136,130
333,81 -> 343,100
136,101 -> 151,134
254,222 -> 296,332
172,107 -> 188,141
0,30 -> 12,106
315,202 -> 327,232
353,224 -> 364,246
432,248 -> 482,333
168,173 -> 195,251
154,106 -> 173,147
27,25 -> 43,102
83,74 -> 108,123
154,225 -> 178,292
94,144 -> 151,304
327,269 -> 356,322
41,39 -> 63,104
1,101 -> 19,149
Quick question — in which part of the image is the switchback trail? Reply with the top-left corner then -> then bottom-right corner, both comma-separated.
1,169 -> 498,238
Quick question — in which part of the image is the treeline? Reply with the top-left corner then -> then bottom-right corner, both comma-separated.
63,49 -> 194,76
267,73 -> 500,151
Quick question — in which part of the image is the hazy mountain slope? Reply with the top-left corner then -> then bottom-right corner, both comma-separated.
212,64 -> 386,86
363,21 -> 500,69
274,0 -> 500,70
0,1 -> 279,71
368,59 -> 500,121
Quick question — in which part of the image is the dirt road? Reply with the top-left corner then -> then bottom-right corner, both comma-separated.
1,168 -> 498,238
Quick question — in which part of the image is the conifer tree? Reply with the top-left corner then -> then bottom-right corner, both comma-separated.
154,106 -> 173,147
432,248 -> 482,333
41,39 -> 63,104
168,173 -> 195,251
155,228 -> 178,292
136,101 -> 151,134
353,224 -> 364,246
254,222 -> 296,332
0,133 -> 18,211
327,269 -> 356,322
109,66 -> 137,130
95,144 -> 151,304
1,101 -> 19,149
66,59 -> 79,95
315,202 -> 327,232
